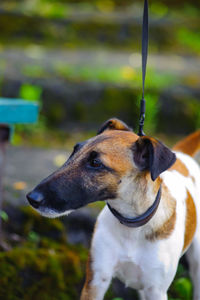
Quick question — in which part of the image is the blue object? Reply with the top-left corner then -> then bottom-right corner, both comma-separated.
0,98 -> 39,124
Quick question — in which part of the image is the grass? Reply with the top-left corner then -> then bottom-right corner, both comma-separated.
18,61 -> 179,89
52,64 -> 178,89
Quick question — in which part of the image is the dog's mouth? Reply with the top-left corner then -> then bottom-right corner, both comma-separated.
36,207 -> 74,218
26,190 -> 74,218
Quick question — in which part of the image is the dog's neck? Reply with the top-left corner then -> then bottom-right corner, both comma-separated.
107,186 -> 161,228
106,172 -> 162,224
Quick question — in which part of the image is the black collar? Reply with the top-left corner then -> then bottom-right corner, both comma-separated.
107,185 -> 162,228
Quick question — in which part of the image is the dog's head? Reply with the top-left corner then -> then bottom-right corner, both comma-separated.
27,119 -> 176,218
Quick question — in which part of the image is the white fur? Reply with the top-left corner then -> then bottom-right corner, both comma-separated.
89,152 -> 200,300
38,207 -> 74,218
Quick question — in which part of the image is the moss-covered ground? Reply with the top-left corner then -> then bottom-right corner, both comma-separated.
0,204 -> 194,300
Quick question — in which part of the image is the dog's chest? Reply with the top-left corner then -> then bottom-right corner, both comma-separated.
113,239 -> 166,290
115,257 -> 143,289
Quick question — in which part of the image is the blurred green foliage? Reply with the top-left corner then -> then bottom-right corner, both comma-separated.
0,210 -> 9,222
54,64 -> 177,88
19,83 -> 42,102
173,278 -> 192,300
13,83 -> 46,146
0,0 -> 199,146
0,0 -> 199,54
177,28 -> 200,54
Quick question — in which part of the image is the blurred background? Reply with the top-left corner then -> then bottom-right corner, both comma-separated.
0,0 -> 199,299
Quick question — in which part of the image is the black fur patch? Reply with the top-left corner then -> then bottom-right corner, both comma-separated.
133,137 -> 176,181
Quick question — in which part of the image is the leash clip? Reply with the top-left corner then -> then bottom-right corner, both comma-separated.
138,98 -> 146,136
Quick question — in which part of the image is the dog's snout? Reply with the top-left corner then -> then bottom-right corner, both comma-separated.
27,191 -> 44,209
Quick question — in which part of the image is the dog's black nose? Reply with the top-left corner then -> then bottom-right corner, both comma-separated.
26,191 -> 44,209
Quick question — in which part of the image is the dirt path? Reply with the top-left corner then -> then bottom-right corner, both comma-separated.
1,48 -> 200,77
4,146 -> 70,206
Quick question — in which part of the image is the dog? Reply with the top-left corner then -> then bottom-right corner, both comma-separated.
27,118 -> 200,300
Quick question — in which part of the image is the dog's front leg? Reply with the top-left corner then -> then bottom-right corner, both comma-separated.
139,288 -> 167,300
80,251 -> 114,300
186,235 -> 200,300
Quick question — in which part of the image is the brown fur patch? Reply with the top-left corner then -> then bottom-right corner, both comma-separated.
146,184 -> 176,241
98,118 -> 132,134
173,130 -> 200,157
153,176 -> 162,195
169,158 -> 189,177
146,209 -> 176,241
80,253 -> 96,300
94,131 -> 139,175
182,191 -> 197,252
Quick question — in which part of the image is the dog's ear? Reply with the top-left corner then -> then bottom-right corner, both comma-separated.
98,118 -> 132,134
133,136 -> 176,181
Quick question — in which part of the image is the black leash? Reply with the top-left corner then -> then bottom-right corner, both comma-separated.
138,0 -> 148,137
107,0 -> 162,228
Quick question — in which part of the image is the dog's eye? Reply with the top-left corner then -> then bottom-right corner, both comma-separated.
89,158 -> 103,169
87,151 -> 104,170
